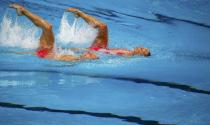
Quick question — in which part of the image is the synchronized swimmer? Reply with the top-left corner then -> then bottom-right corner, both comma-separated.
10,3 -> 151,62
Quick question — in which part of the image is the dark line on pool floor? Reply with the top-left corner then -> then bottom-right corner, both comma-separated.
91,7 -> 210,29
3,0 -> 210,29
153,13 -> 210,29
0,101 -> 174,125
1,69 -> 210,95
90,75 -> 210,95
111,11 -> 210,29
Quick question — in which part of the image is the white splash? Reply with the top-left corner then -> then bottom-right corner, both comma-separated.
57,12 -> 98,47
54,45 -> 75,56
0,12 -> 98,56
0,14 -> 39,49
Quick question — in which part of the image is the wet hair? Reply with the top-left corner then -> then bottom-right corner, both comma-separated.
133,47 -> 151,56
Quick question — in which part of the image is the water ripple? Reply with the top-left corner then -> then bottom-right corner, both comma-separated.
0,101 -> 174,125
0,69 -> 210,95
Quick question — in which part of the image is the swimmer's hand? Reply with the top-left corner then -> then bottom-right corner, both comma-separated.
80,52 -> 99,60
66,8 -> 81,18
9,3 -> 25,16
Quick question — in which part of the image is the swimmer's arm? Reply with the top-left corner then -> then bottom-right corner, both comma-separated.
1,51 -> 35,56
68,48 -> 88,52
16,52 -> 81,62
15,52 -> 35,55
53,54 -> 80,62
53,51 -> 98,62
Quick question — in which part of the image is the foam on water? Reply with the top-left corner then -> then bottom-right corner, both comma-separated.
54,46 -> 75,56
56,12 -> 98,48
0,13 -> 39,49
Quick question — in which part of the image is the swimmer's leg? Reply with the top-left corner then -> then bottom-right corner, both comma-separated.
10,4 -> 54,51
67,8 -> 108,49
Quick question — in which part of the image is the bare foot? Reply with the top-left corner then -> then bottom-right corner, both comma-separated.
9,3 -> 25,16
66,8 -> 81,18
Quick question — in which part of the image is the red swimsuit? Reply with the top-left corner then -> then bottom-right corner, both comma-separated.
89,47 -> 128,56
36,49 -> 50,58
36,47 -> 128,58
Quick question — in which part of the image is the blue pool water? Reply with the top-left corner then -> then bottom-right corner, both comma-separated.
0,0 -> 210,125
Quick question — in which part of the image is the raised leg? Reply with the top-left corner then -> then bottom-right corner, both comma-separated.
10,4 -> 54,51
67,8 -> 108,49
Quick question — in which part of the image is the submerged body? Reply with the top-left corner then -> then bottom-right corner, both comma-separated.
10,4 -> 150,62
